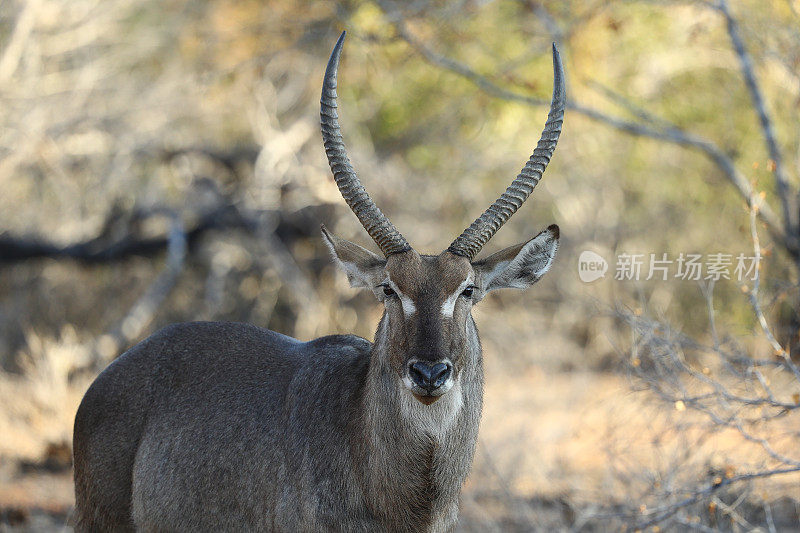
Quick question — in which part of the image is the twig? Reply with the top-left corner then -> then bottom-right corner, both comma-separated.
746,196 -> 800,382
585,78 -> 677,132
765,500 -> 777,533
0,0 -> 41,82
711,492 -> 753,529
252,210 -> 322,340
631,466 -> 800,530
523,0 -> 564,50
700,281 -> 720,350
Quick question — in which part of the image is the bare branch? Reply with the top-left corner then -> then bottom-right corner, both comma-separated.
0,201 -> 334,264
87,209 -> 186,370
0,204 -> 241,263
717,0 -> 798,239
521,0 -> 564,50
378,9 -> 799,257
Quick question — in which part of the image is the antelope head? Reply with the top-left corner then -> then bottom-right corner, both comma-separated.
320,32 -> 565,406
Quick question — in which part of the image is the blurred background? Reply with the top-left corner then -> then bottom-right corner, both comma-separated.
1,0 -> 799,530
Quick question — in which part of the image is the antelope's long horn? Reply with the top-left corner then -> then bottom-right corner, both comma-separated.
447,44 -> 566,260
321,31 -> 411,257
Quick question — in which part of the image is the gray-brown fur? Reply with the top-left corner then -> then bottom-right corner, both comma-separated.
73,31 -> 565,532
74,315 -> 482,531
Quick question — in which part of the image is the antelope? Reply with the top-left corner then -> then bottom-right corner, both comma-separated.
73,31 -> 565,532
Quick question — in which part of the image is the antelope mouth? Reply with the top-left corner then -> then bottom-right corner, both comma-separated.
413,393 -> 442,405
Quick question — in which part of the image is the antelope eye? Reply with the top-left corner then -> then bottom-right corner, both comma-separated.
382,285 -> 396,297
461,286 -> 475,298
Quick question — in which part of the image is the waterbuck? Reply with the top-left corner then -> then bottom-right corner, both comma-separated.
73,31 -> 565,532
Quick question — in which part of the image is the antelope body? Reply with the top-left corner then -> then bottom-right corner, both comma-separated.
73,32 -> 565,532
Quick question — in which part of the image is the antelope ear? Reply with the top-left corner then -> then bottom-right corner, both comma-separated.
322,225 -> 386,289
474,225 -> 559,292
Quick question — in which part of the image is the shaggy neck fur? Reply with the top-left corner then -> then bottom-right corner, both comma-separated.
357,314 -> 484,532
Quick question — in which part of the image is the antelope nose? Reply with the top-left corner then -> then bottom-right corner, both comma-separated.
408,361 -> 452,393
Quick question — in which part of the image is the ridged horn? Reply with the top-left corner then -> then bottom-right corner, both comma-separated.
448,43 -> 566,260
321,31 -> 411,257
